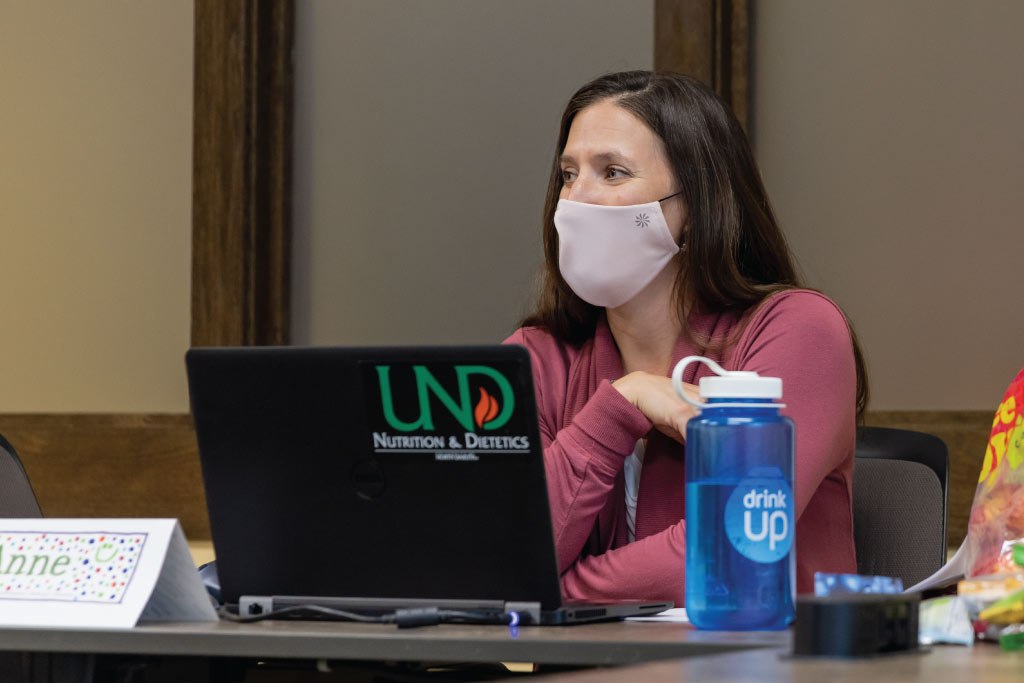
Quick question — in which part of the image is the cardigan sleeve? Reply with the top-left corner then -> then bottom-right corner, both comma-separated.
504,328 -> 651,573
729,291 -> 857,520
561,519 -> 688,603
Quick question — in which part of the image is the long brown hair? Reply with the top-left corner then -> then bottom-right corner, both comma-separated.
521,71 -> 869,419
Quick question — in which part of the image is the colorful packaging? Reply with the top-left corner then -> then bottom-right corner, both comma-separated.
958,573 -> 1024,599
962,368 -> 1024,578
957,573 -> 1024,619
978,588 -> 1024,625
814,572 -> 903,596
999,623 -> 1024,651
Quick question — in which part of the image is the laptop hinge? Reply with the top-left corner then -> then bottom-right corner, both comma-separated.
239,595 -> 543,624
240,594 -> 512,614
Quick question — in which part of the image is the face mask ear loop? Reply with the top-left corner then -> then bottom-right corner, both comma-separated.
657,191 -> 686,247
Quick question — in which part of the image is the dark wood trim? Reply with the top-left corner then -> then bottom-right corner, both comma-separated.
191,0 -> 294,347
2,406 -> 992,548
865,411 -> 991,551
654,0 -> 750,128
0,415 -> 208,540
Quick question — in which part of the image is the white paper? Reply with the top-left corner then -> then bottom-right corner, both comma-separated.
138,522 -> 219,622
626,607 -> 689,623
0,519 -> 217,628
905,543 -> 967,593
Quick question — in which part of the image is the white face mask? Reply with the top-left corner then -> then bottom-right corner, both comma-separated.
554,194 -> 681,308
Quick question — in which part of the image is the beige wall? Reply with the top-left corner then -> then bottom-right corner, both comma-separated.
752,0 -> 1024,410
0,2 -> 194,413
292,0 -> 654,346
296,2 -> 1024,410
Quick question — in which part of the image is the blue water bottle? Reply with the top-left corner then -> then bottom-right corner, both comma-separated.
671,356 -> 795,630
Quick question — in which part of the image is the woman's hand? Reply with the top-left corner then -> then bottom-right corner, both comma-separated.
611,371 -> 702,444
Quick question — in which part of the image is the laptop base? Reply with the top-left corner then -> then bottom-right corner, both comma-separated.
238,595 -> 671,626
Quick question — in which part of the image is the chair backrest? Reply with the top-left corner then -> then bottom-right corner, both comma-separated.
0,432 -> 42,517
852,426 -> 948,587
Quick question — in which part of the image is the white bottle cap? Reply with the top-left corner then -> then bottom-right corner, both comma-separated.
699,372 -> 782,400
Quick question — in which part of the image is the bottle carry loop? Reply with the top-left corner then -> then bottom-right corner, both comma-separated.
671,355 -> 785,410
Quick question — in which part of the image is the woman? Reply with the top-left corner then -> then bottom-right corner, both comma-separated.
505,71 -> 866,603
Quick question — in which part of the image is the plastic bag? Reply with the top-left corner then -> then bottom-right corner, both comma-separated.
919,595 -> 975,646
962,367 -> 1024,578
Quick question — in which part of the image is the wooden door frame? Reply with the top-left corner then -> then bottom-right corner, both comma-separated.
192,0 -> 293,348
655,0 -> 751,129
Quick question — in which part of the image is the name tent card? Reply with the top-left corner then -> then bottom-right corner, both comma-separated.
0,518 -> 217,628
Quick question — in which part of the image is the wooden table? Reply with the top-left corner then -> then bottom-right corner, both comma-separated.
3,619 -> 1015,681
0,619 -> 786,681
535,640 -> 1023,683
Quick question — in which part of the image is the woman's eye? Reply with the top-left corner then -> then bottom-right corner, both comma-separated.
606,166 -> 631,179
561,169 -> 577,183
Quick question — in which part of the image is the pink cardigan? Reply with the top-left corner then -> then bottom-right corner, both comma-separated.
504,290 -> 857,602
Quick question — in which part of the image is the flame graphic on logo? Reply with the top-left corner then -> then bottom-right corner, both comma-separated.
474,387 -> 500,428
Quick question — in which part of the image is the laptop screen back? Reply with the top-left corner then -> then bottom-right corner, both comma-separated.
187,345 -> 564,609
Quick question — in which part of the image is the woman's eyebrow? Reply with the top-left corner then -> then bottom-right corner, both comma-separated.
559,150 -> 635,166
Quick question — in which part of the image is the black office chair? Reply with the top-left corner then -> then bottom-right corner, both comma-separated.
852,426 -> 948,588
0,432 -> 42,517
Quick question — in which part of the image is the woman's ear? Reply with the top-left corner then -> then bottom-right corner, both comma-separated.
678,217 -> 690,249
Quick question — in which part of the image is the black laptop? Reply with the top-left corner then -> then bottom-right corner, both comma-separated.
186,345 -> 670,625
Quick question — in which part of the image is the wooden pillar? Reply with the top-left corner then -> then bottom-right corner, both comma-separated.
192,0 -> 294,346
655,0 -> 750,129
